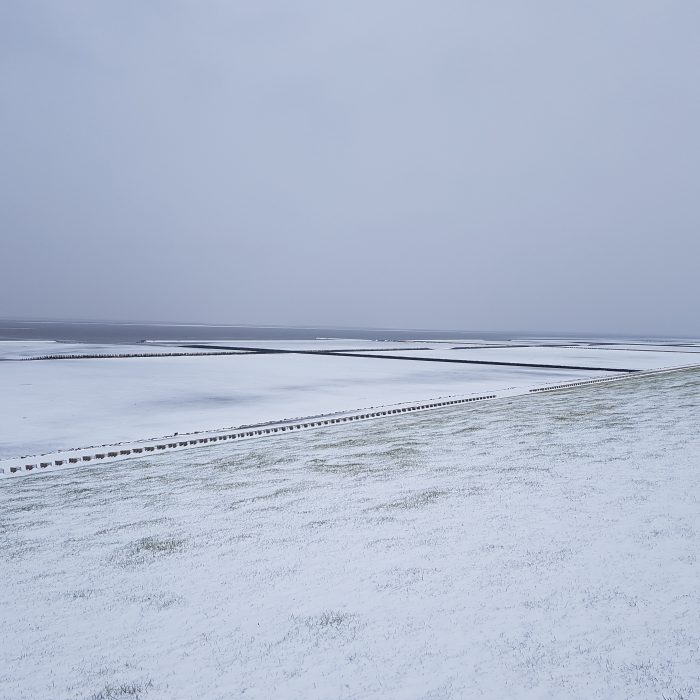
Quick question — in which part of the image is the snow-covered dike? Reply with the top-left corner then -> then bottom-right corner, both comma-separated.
2,368 -> 698,699
8,367 -> 695,478
2,339 -> 698,475
0,340 -> 244,360
0,349 -> 613,461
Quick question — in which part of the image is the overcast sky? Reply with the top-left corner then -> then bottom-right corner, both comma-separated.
1,1 -> 698,335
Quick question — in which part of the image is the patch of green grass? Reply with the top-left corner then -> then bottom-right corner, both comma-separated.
89,679 -> 153,700
377,489 -> 449,510
132,536 -> 185,555
115,535 -> 187,566
302,610 -> 359,631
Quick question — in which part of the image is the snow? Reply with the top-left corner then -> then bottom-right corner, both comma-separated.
0,352 -> 606,460
0,341 -> 244,360
2,367 -> 699,699
151,339 -> 426,351
352,346 -> 700,370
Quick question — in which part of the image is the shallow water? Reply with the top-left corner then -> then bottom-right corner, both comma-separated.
0,319 -> 518,343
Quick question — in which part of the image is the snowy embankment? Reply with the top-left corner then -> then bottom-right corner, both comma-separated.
2,367 -> 698,699
0,351 -> 603,462
2,341 -> 699,476
0,379 -> 624,477
0,341 -> 245,360
3,365 -> 694,478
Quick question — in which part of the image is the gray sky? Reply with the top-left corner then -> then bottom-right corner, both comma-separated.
1,1 -> 698,335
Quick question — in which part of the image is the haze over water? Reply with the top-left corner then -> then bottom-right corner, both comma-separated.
2,319 -> 696,345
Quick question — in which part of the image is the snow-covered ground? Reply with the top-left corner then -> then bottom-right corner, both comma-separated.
0,341 -> 245,360
2,339 -> 699,466
352,345 -> 700,370
151,339 -> 428,351
0,351 -> 605,460
2,367 -> 699,699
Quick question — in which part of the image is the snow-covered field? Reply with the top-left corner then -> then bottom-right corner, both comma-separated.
0,351 -> 604,460
0,341 -> 246,360
2,367 -> 699,699
353,346 -> 700,370
154,339 -> 427,351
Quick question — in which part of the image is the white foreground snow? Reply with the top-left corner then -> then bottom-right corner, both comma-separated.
1,368 -> 699,699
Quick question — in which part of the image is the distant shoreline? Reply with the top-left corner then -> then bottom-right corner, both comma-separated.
0,319 -> 692,344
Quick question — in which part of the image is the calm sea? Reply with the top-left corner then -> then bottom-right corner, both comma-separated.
0,320 -> 530,344
0,320 -> 683,345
